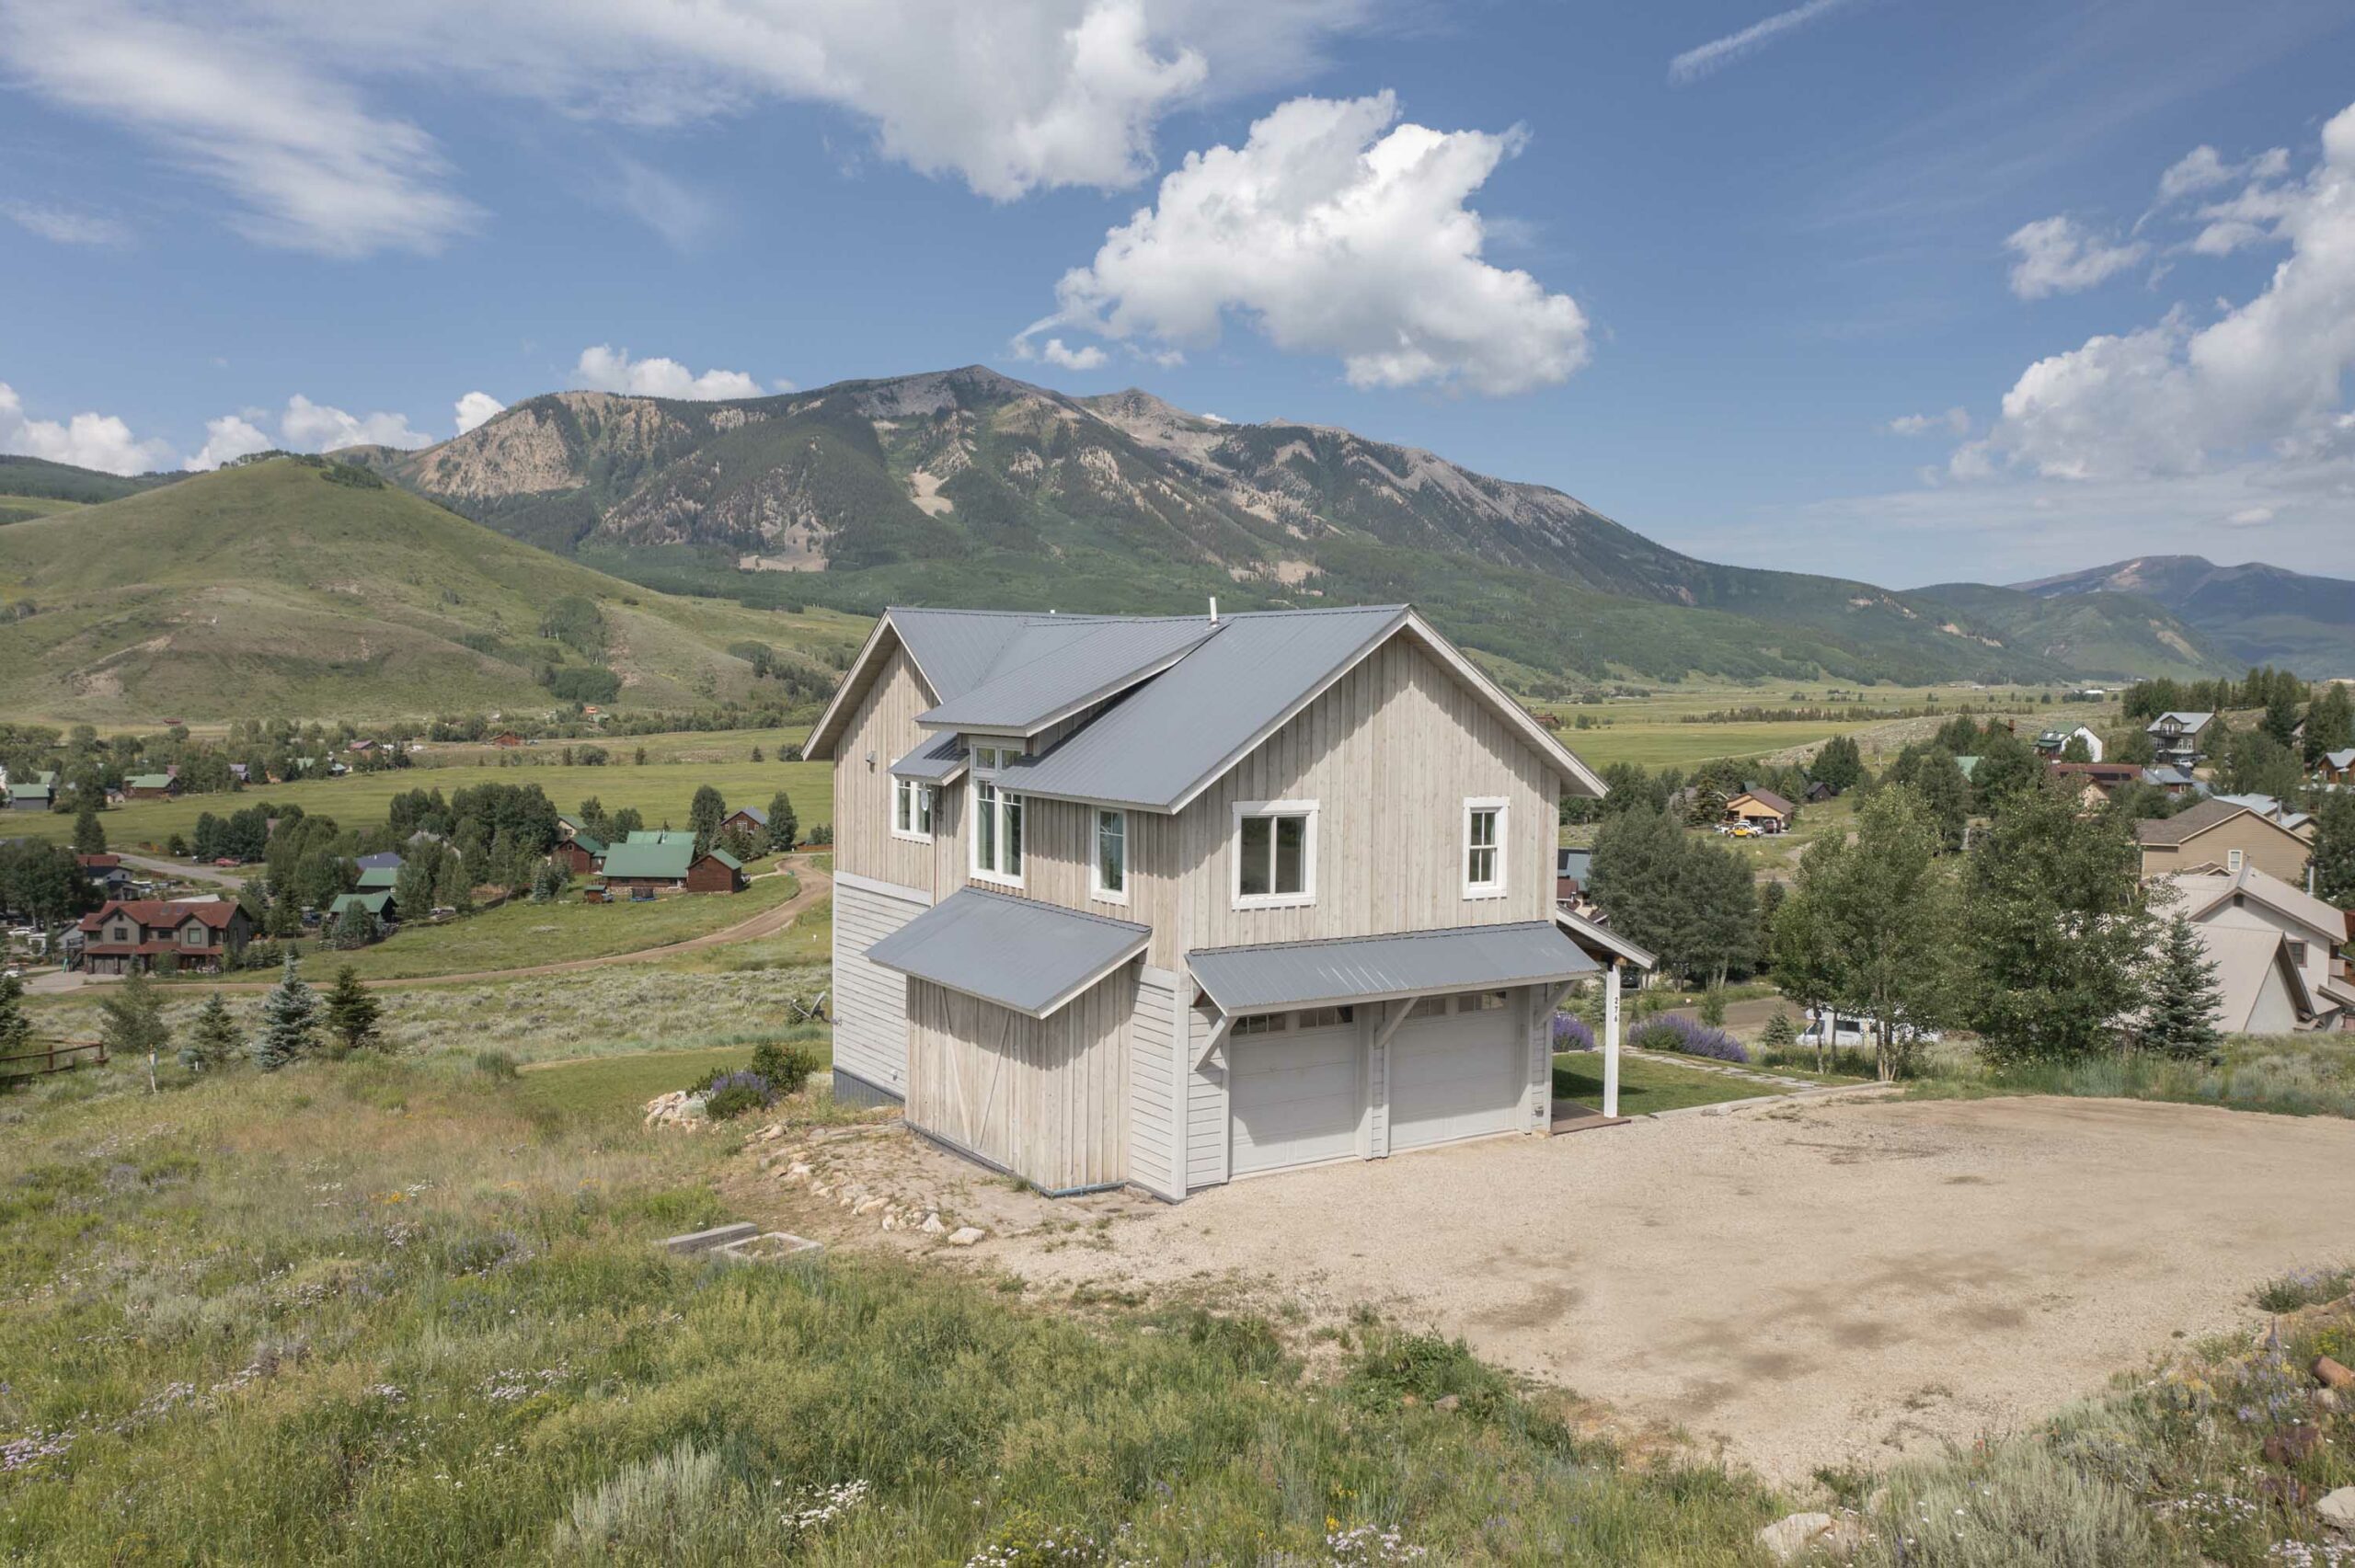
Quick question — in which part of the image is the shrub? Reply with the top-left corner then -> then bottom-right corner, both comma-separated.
748,1039 -> 818,1095
1697,986 -> 1729,1027
1550,1013 -> 1596,1053
1628,1013 -> 1749,1064
2252,1263 -> 2355,1314
474,1048 -> 521,1082
1759,1008 -> 1798,1055
696,1069 -> 775,1120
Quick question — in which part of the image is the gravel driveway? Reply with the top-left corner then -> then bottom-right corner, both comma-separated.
989,1094 -> 2355,1482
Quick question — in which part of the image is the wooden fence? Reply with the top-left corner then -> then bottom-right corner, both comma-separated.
0,1040 -> 108,1078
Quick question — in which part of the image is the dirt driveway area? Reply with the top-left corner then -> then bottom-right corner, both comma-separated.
848,1094 -> 2355,1482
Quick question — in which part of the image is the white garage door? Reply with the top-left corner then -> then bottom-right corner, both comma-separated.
1231,1014 -> 1361,1176
1389,991 -> 1523,1152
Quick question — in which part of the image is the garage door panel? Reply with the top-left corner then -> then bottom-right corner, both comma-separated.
1232,1026 -> 1360,1175
1389,1003 -> 1521,1152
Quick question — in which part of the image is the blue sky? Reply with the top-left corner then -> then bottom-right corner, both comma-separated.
3,0 -> 2352,587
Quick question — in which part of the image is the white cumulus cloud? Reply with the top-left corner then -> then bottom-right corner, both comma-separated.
454,392 -> 505,435
2003,215 -> 2147,300
573,346 -> 766,401
0,381 -> 175,475
1887,407 -> 1969,437
0,1 -> 1375,256
1036,338 -> 1109,372
1042,92 -> 1588,395
281,395 -> 431,452
183,413 -> 272,471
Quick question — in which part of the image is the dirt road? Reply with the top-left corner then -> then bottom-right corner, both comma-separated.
971,1094 -> 2355,1482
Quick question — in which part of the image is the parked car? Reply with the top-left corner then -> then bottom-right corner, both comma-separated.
1799,1011 -> 1942,1047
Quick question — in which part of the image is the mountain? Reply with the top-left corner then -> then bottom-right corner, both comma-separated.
2010,556 -> 2355,677
0,455 -> 864,722
361,367 -> 2227,690
0,454 -> 181,506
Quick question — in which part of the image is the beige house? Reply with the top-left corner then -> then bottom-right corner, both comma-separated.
805,604 -> 1625,1198
2134,797 -> 2314,883
2159,864 -> 2347,1029
2177,924 -> 2316,1036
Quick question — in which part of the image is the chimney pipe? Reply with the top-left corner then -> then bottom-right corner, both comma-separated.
1208,596 -> 1219,624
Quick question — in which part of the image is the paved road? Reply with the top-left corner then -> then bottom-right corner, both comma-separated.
29,856 -> 833,995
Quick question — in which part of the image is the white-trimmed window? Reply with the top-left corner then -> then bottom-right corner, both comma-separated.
1463,797 -> 1507,898
2227,849 -> 2245,874
971,777 -> 1023,885
1092,807 -> 1128,903
1233,799 -> 1316,909
891,778 -> 935,842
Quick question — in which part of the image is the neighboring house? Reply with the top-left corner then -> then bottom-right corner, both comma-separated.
2135,797 -> 2315,882
721,805 -> 770,841
354,865 -> 401,894
551,830 -> 606,876
2142,764 -> 2202,799
805,602 -> 1624,1200
9,781 -> 53,811
2034,725 -> 2105,761
2047,761 -> 2142,807
1801,778 -> 1834,803
1555,847 -> 1592,906
595,840 -> 744,895
2166,922 -> 2316,1036
2162,864 -> 2347,1028
489,731 -> 523,748
625,829 -> 695,846
327,889 -> 396,930
76,898 -> 254,975
2319,748 -> 2355,786
2146,711 -> 2215,768
124,773 -> 181,800
75,853 -> 132,900
1953,755 -> 1982,783
354,851 -> 404,873
1723,788 -> 1795,833
2213,792 -> 2314,834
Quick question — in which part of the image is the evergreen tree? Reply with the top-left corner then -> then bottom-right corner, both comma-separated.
2303,682 -> 2354,768
2108,728 -> 2156,766
1962,785 -> 2151,1064
322,966 -> 383,1056
688,784 -> 728,855
2261,682 -> 2303,749
98,970 -> 170,1091
2224,730 -> 2303,802
253,956 -> 318,1070
2311,792 -> 2355,909
1913,748 -> 1970,853
1933,715 -> 1983,754
181,991 -> 243,1072
765,790 -> 798,853
71,802 -> 106,854
1759,1008 -> 1798,1059
610,806 -> 645,838
2060,733 -> 2093,763
1809,735 -> 1864,795
431,851 -> 471,915
1966,727 -> 2041,812
0,973 -> 34,1059
2139,909 -> 2223,1059
394,849 -> 438,920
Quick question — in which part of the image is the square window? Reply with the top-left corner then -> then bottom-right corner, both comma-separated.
1234,801 -> 1315,907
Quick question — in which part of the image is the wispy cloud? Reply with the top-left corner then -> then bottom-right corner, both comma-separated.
1669,0 -> 1869,86
4,200 -> 131,246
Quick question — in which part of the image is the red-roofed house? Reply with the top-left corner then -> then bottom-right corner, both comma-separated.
77,898 -> 255,976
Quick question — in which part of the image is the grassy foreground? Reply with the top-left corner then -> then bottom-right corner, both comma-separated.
1909,1033 -> 2355,1121
1552,1051 -> 1798,1116
0,1056 -> 1776,1565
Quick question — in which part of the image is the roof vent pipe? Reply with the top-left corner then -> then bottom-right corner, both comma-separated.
1208,596 -> 1218,624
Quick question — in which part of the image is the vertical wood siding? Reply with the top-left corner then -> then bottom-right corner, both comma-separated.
1175,630 -> 1557,955
833,639 -> 943,896
1125,971 -> 1184,1199
906,967 -> 1135,1192
1184,1001 -> 1231,1191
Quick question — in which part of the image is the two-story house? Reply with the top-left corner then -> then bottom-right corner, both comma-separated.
77,898 -> 254,975
2157,863 -> 2349,1030
805,603 -> 1633,1200
2146,711 -> 2215,768
2135,796 -> 2314,882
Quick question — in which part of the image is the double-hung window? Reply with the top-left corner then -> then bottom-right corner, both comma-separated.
891,778 -> 934,841
970,747 -> 1023,885
1463,797 -> 1507,898
1092,807 -> 1128,903
1233,800 -> 1315,908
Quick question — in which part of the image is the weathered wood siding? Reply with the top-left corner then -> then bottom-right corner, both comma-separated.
1174,630 -> 1557,955
1125,969 -> 1185,1199
832,875 -> 930,1099
833,638 -> 942,896
906,967 -> 1135,1192
974,797 -> 1180,963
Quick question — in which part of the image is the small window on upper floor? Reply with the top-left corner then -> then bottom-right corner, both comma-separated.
1234,800 -> 1315,909
2289,939 -> 2308,967
892,778 -> 935,842
2228,849 -> 2246,874
1464,797 -> 1507,899
1092,807 -> 1128,904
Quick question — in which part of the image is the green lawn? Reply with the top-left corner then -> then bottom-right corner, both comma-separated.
516,1043 -> 760,1116
1552,1050 -> 1794,1115
22,751 -> 833,851
270,870 -> 801,982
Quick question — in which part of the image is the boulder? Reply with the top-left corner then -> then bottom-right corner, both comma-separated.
947,1226 -> 986,1247
920,1212 -> 945,1234
1757,1512 -> 1868,1563
641,1090 -> 710,1130
853,1196 -> 888,1216
2317,1486 -> 2355,1533
2316,1356 -> 2354,1391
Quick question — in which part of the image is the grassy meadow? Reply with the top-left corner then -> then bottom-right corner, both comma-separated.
1551,1051 -> 1798,1116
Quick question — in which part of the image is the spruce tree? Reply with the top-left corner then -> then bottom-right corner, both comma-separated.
0,974 -> 33,1059
2309,792 -> 2355,909
181,991 -> 243,1072
98,970 -> 170,1091
253,956 -> 318,1070
322,966 -> 383,1057
2140,910 -> 2223,1059
72,803 -> 106,854
766,791 -> 798,853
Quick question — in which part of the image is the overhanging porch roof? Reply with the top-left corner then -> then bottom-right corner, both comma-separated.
1187,921 -> 1597,1014
866,887 -> 1150,1020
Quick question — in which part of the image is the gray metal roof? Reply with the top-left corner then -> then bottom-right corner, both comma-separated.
888,608 -> 1046,703
866,887 -> 1150,1018
917,616 -> 1219,735
1188,921 -> 1597,1013
1000,606 -> 1408,810
890,730 -> 970,783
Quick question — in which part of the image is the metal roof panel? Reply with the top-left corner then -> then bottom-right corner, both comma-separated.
866,887 -> 1150,1018
1188,921 -> 1597,1013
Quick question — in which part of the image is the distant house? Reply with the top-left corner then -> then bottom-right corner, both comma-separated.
2161,864 -> 2349,1029
354,865 -> 401,894
595,839 -> 742,896
2146,711 -> 2215,768
346,738 -> 375,755
75,853 -> 132,899
720,805 -> 770,840
2047,761 -> 2141,807
488,731 -> 523,749
1953,755 -> 1982,783
2213,793 -> 2313,833
551,830 -> 606,876
1801,778 -> 1834,803
327,889 -> 396,930
354,851 -> 404,873
686,847 -> 745,894
624,829 -> 696,846
2034,725 -> 2105,761
1723,788 -> 1795,834
123,773 -> 182,801
2135,797 -> 2314,882
2318,748 -> 2355,787
76,898 -> 254,975
2142,764 -> 2202,799
8,780 -> 53,811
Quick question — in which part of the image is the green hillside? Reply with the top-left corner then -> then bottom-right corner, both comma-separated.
0,453 -> 181,505
375,369 -> 2233,689
0,456 -> 867,722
